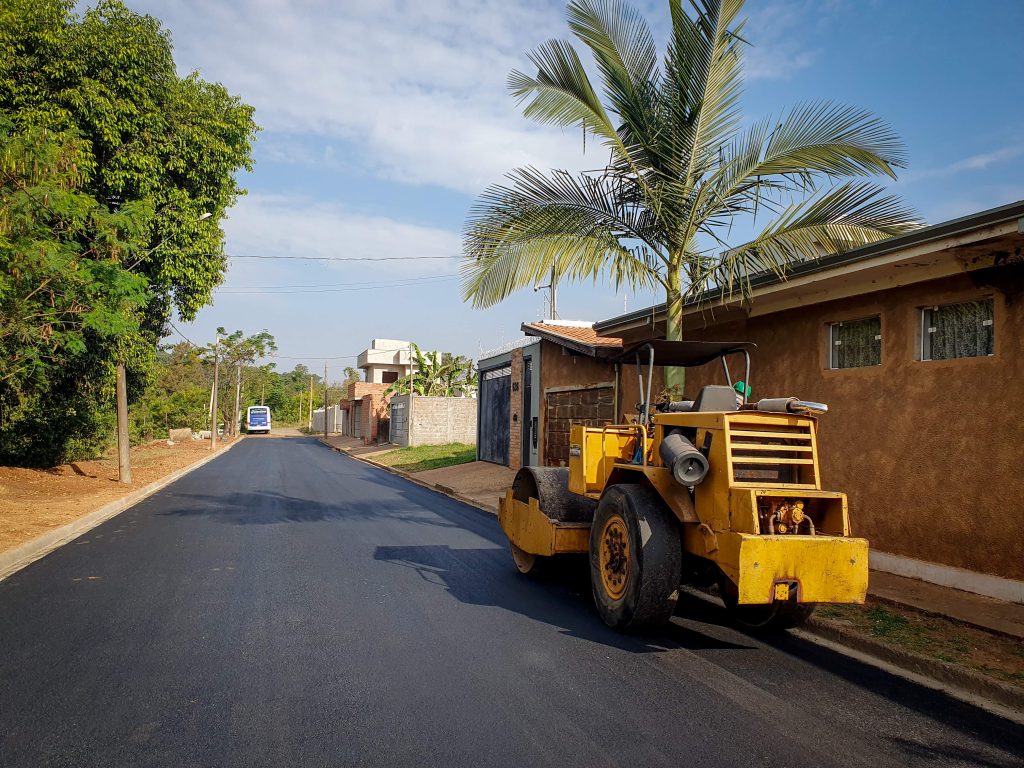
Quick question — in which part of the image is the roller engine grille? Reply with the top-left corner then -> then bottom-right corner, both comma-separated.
728,419 -> 816,487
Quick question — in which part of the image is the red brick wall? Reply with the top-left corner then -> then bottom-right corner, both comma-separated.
509,348 -> 524,471
345,381 -> 391,444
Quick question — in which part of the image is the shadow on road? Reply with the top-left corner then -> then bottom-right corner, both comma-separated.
160,489 -> 466,529
373,543 -> 757,655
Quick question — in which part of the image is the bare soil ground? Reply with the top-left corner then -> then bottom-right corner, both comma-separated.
0,438 -> 235,554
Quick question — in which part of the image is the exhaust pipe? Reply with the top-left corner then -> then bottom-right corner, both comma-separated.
756,397 -> 828,416
659,431 -> 710,487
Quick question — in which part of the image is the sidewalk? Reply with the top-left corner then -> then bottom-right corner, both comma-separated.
318,434 -> 1024,640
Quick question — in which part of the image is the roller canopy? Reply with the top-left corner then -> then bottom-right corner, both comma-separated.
616,340 -> 756,368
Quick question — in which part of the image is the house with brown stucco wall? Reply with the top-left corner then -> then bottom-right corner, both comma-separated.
480,199 -> 1024,602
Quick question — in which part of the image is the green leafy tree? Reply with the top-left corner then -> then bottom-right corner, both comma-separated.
207,328 -> 276,434
130,342 -> 210,438
0,0 -> 257,463
0,0 -> 258,331
462,0 -> 922,391
0,125 -> 151,465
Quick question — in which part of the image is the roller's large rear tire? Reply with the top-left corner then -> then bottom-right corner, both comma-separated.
589,484 -> 682,632
719,578 -> 816,631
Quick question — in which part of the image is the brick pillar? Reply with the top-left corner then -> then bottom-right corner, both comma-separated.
363,394 -> 375,445
509,348 -> 524,471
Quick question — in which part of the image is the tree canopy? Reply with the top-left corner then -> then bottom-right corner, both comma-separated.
0,0 -> 257,465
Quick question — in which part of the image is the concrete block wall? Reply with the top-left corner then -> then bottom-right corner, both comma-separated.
311,405 -> 342,434
406,396 -> 477,447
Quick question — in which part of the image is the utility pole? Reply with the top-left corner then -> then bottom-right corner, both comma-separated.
308,375 -> 313,433
116,362 -> 132,484
210,334 -> 220,451
323,363 -> 329,437
233,362 -> 242,438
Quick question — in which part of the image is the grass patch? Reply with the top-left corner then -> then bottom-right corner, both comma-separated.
373,443 -> 476,473
813,600 -> 1024,688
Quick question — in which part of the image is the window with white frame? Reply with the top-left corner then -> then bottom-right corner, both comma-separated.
829,316 -> 881,369
921,299 -> 994,361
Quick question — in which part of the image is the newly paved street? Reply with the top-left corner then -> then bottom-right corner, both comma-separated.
1,438 -> 1020,767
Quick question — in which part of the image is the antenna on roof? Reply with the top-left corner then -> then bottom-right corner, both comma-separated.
533,267 -> 558,320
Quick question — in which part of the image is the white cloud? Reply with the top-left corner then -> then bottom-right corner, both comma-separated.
899,144 -> 1024,184
740,1 -> 822,81
133,0 -> 592,194
133,0 -> 823,196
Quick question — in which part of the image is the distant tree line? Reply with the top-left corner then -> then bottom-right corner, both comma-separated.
131,332 -> 327,439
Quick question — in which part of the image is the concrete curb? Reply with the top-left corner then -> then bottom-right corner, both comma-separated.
317,439 -> 497,513
0,438 -> 242,582
802,616 -> 1024,715
318,439 -> 1023,719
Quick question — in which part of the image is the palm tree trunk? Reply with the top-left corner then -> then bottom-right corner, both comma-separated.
663,264 -> 686,396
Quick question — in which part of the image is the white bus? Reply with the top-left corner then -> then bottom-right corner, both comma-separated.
245,405 -> 271,434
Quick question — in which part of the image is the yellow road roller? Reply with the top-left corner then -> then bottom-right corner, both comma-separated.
499,340 -> 868,631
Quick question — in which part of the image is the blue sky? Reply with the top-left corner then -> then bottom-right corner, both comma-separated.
128,0 -> 1024,376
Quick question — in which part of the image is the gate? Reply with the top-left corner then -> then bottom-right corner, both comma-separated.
478,366 -> 511,464
390,398 -> 408,445
353,401 -> 363,439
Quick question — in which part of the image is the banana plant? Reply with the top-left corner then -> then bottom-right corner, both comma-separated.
385,343 -> 477,397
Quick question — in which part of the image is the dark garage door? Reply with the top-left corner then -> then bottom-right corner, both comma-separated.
479,366 -> 511,465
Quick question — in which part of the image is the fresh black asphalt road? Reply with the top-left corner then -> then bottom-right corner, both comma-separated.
1,437 -> 1020,767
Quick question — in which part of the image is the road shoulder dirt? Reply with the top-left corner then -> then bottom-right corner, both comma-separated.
0,438 -> 240,580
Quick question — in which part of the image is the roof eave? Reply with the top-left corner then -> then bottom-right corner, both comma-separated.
595,199 -> 1024,334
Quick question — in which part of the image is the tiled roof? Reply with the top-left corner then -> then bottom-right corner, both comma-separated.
521,322 -> 623,357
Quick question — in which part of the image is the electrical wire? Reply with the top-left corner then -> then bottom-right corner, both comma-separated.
217,275 -> 459,295
223,273 -> 459,290
167,320 -> 199,347
267,353 -> 360,360
228,253 -> 454,261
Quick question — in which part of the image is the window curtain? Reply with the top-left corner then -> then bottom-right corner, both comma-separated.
925,300 -> 993,360
832,317 -> 881,368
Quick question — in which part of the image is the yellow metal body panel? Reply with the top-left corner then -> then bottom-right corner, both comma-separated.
712,531 -> 869,605
498,491 -> 589,556
569,424 -> 637,495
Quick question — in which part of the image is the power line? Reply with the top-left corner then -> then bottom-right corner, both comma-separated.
167,320 -> 199,347
267,353 -> 360,360
228,253 -> 455,262
224,273 -> 460,290
217,276 -> 459,295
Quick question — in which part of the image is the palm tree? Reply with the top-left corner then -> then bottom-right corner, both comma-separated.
462,0 -> 922,391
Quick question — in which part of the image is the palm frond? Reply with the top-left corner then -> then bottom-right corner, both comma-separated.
508,38 -> 621,148
567,0 -> 657,93
462,168 -> 665,307
715,182 -> 924,298
664,0 -> 746,183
